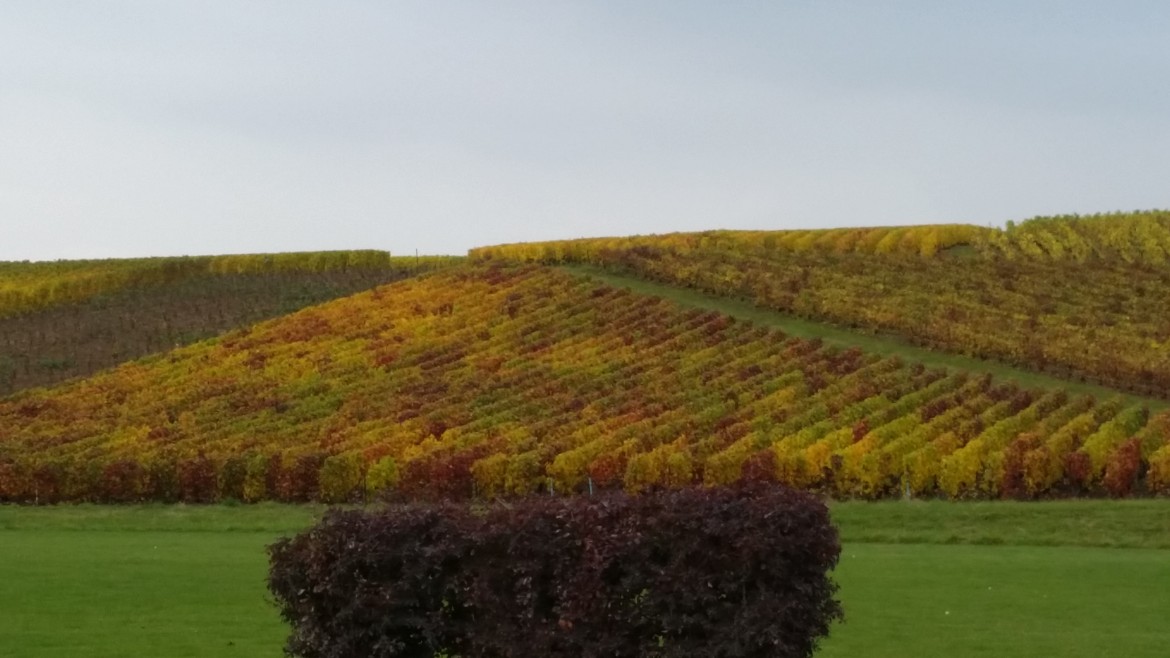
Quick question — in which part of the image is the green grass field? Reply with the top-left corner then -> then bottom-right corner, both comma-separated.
1,501 -> 1168,657
0,505 -> 317,658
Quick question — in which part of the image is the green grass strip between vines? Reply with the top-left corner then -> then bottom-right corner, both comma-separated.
563,265 -> 1168,411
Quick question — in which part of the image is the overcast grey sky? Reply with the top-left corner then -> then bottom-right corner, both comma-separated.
2,1 -> 1167,260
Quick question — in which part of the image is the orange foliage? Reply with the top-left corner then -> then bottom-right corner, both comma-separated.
0,264 -> 1159,502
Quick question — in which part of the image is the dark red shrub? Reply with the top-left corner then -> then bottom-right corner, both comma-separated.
279,454 -> 326,502
851,420 -> 869,443
741,449 -> 777,483
1063,451 -> 1092,492
32,460 -> 68,504
101,459 -> 146,503
265,454 -> 285,499
396,446 -> 488,501
178,453 -> 218,503
1102,438 -> 1143,498
1000,434 -> 1042,499
268,484 -> 843,658
587,452 -> 627,488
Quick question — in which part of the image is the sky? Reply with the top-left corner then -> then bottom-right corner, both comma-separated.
2,1 -> 1168,261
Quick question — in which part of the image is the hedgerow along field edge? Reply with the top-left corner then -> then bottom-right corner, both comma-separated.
1,501 -> 1169,658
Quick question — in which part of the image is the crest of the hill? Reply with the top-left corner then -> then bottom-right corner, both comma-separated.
471,211 -> 1170,399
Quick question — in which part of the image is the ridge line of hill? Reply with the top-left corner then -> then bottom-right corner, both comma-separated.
561,264 -> 1168,411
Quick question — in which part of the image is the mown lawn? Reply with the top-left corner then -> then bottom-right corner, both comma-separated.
819,542 -> 1170,657
0,504 -> 318,658
0,500 -> 1168,657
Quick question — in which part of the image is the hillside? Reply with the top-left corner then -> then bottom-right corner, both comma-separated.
1,264 -> 1166,504
0,251 -> 401,317
568,266 -> 1166,410
470,212 -> 1170,398
0,252 -> 461,394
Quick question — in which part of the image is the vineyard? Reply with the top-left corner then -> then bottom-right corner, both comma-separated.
1,264 -> 1166,504
470,212 -> 1170,397
0,252 -> 462,394
0,251 -> 463,318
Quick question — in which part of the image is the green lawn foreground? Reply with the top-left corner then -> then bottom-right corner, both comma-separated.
0,505 -> 319,658
1,501 -> 1168,657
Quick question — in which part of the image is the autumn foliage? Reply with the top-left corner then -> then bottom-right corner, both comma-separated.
1,264 -> 1165,502
0,252 -> 462,395
470,212 -> 1170,398
0,250 -> 411,318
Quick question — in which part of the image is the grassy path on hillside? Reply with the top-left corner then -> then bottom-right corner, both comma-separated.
2,501 -> 1170,657
563,265 -> 1168,410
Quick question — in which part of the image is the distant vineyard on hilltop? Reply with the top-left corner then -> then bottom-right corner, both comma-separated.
0,252 -> 462,394
1,264 -> 1166,504
470,212 -> 1170,398
0,250 -> 406,317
